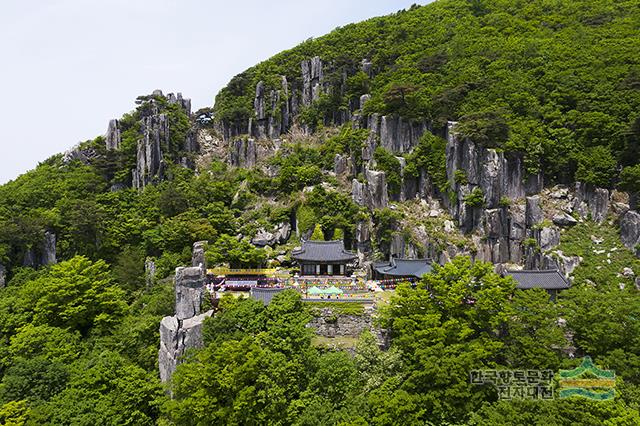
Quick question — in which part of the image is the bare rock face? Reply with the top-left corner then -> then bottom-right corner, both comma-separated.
334,154 -> 348,175
379,115 -> 428,154
105,119 -> 121,150
175,267 -> 205,320
230,138 -> 257,168
525,196 -> 544,227
192,241 -> 207,270
40,231 -> 57,266
356,220 -> 372,257
365,169 -> 389,209
301,56 -> 323,107
133,114 -> 168,189
539,227 -> 560,252
621,210 -> 640,252
0,263 -> 5,288
158,310 -> 213,384
573,183 -> 610,223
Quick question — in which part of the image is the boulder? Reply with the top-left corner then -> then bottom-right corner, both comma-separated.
525,196 -> 544,227
573,183 -> 610,223
251,223 -> 290,247
174,267 -> 205,320
553,213 -> 578,227
621,210 -> 640,251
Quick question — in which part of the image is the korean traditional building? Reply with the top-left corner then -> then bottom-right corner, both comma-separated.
291,240 -> 357,276
372,258 -> 432,282
504,269 -> 570,299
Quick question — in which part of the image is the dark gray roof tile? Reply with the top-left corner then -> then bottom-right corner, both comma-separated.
291,240 -> 357,262
505,269 -> 570,290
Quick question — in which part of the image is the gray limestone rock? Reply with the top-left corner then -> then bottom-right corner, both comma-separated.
192,241 -> 207,270
251,222 -> 291,247
41,231 -> 57,266
174,267 -> 205,320
105,119 -> 121,150
166,92 -> 192,116
356,220 -> 372,257
158,309 -> 213,383
23,249 -> 35,267
365,169 -> 388,209
484,209 -> 506,239
230,138 -> 257,168
352,179 -> 366,206
379,115 -> 428,154
525,196 -> 544,227
621,210 -> 640,252
334,154 -> 348,175
539,227 -> 560,252
359,94 -> 371,110
361,59 -> 373,77
301,56 -> 323,107
133,114 -> 168,189
573,183 -> 610,223
145,258 -> 156,288
552,213 -> 578,227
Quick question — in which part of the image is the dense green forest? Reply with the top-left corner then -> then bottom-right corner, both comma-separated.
1,0 -> 640,424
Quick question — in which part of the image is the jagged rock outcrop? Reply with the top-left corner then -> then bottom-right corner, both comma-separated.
351,169 -> 389,210
334,154 -> 348,175
41,231 -> 57,266
175,267 -> 205,320
159,310 -> 213,384
539,227 -> 560,252
192,241 -> 207,269
105,119 -> 121,150
621,210 -> 640,252
525,196 -> 543,227
365,169 -> 388,209
251,222 -> 291,247
166,92 -> 192,116
573,183 -> 610,224
159,263 -> 213,385
133,114 -> 168,189
230,138 -> 257,168
379,115 -> 428,154
356,220 -> 372,258
301,56 -> 323,107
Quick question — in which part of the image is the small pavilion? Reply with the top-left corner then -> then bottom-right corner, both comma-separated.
291,240 -> 357,276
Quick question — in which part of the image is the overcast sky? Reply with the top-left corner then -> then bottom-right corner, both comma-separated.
0,0 -> 429,184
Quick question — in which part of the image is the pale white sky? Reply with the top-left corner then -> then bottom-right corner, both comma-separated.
0,0 -> 429,184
